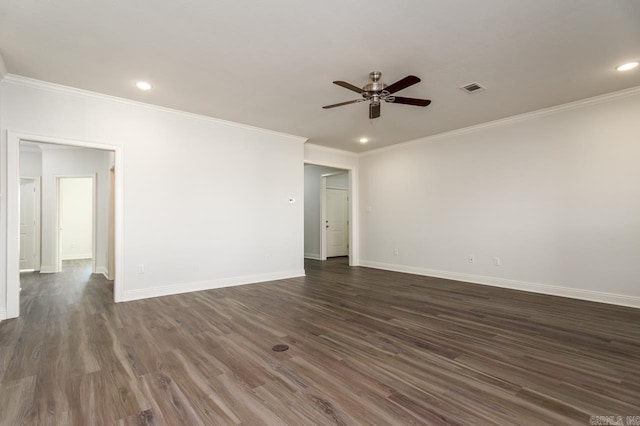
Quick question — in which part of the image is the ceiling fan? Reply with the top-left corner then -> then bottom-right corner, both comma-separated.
322,71 -> 431,119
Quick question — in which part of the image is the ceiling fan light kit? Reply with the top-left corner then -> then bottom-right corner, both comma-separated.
323,71 -> 432,119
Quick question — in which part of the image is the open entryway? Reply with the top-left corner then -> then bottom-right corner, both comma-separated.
6,133 -> 123,320
57,176 -> 95,272
304,164 -> 351,261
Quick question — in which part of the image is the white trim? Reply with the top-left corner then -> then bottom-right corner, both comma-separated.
3,75 -> 308,144
7,132 -> 20,318
0,308 -> 6,321
95,266 -> 109,279
19,269 -> 35,273
360,260 -> 640,309
39,265 -> 56,274
6,132 -> 125,320
304,253 -> 322,260
123,269 -> 306,302
303,143 -> 359,157
361,85 -> 640,157
60,255 -> 93,261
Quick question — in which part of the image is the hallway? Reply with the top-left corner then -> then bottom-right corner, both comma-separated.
21,259 -> 112,317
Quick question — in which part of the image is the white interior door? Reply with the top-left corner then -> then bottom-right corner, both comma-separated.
20,178 -> 37,271
326,188 -> 349,257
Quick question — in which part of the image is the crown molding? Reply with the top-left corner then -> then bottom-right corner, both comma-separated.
2,74 -> 308,143
304,143 -> 359,158
360,85 -> 640,157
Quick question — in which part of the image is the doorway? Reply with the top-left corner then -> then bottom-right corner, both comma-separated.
303,164 -> 351,261
108,166 -> 116,280
19,177 -> 41,272
6,132 -> 124,319
56,176 -> 95,272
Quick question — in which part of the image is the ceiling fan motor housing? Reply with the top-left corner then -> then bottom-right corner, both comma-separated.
363,71 -> 387,95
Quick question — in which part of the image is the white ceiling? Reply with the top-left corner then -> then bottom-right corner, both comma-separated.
1,0 -> 639,152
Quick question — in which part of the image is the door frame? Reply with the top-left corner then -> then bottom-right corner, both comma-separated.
108,165 -> 116,280
56,175 -> 97,273
6,131 -> 125,319
320,173 -> 350,260
304,160 -> 358,266
18,176 -> 41,272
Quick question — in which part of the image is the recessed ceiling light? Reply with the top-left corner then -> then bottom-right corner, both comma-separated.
136,81 -> 152,90
359,138 -> 368,144
616,61 -> 639,72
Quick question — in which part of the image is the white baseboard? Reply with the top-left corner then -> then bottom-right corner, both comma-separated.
0,308 -> 6,321
304,253 -> 322,260
39,265 -> 56,273
95,266 -> 109,279
19,269 -> 35,273
123,269 -> 306,302
359,260 -> 640,309
61,255 -> 92,260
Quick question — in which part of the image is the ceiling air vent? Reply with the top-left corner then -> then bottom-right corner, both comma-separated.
460,82 -> 486,94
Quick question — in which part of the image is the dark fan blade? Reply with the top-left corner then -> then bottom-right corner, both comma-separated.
369,103 -> 381,119
387,96 -> 431,107
385,75 -> 421,94
322,99 -> 364,109
333,81 -> 364,94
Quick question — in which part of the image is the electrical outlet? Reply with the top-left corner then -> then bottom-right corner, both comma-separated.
468,255 -> 475,263
493,257 -> 501,266
393,248 -> 399,256
137,264 -> 145,274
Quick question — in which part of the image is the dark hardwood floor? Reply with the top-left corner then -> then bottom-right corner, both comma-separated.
1,258 -> 639,425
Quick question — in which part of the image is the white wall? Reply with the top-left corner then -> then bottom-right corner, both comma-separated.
39,148 -> 110,272
360,89 -> 640,307
19,149 -> 42,177
304,143 -> 358,171
59,177 -> 93,260
304,165 -> 346,259
1,76 -> 306,313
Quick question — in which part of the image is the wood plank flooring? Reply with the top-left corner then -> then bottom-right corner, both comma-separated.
1,258 -> 639,425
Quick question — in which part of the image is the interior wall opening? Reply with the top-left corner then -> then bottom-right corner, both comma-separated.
12,138 -> 118,318
57,176 -> 95,272
304,164 -> 350,262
